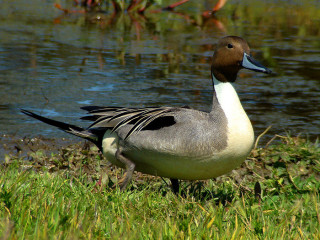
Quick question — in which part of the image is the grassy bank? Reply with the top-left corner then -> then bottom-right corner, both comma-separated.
0,135 -> 319,239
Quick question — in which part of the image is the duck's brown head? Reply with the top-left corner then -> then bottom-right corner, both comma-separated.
211,36 -> 271,83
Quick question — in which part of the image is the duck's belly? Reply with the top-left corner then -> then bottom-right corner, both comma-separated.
102,131 -> 254,180
126,150 -> 248,180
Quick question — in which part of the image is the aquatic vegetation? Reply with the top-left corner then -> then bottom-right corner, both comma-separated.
54,0 -> 227,15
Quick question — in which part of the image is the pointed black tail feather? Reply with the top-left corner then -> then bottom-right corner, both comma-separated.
21,109 -> 84,132
20,109 -> 101,146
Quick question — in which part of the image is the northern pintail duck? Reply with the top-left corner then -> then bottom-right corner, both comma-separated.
21,36 -> 271,192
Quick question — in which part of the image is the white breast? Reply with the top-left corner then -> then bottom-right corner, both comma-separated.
212,75 -> 254,165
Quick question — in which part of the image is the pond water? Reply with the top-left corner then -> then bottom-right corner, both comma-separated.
1,0 -> 320,153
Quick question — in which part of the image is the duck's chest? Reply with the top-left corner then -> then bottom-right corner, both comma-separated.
213,79 -> 255,158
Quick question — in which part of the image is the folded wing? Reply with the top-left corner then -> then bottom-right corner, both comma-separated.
81,106 -> 180,140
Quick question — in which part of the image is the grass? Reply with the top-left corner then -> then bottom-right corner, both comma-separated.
0,135 -> 319,239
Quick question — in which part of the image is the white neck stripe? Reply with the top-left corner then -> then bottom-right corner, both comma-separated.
211,72 -> 244,120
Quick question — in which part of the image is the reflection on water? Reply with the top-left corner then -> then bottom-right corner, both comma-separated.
0,0 -> 319,147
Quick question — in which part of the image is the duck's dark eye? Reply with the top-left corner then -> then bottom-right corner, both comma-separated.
227,43 -> 233,49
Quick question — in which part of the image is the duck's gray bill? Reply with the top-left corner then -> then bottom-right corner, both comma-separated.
242,53 -> 272,74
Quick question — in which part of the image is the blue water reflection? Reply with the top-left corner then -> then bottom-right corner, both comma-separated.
0,0 -> 319,145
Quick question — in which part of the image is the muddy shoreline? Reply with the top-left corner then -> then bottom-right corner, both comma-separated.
0,134 -> 80,161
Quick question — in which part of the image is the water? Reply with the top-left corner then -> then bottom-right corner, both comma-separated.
1,0 -> 320,152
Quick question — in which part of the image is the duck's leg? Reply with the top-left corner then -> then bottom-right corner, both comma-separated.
170,178 -> 180,194
115,148 -> 135,190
